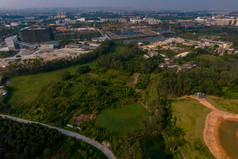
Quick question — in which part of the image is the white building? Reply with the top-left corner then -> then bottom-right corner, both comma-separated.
77,18 -> 86,22
5,36 -> 19,50
10,22 -> 19,27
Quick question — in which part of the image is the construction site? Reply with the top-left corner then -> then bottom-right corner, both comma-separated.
19,25 -> 101,43
101,23 -> 174,39
0,47 -> 91,68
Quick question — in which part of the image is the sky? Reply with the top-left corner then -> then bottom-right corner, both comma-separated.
0,0 -> 237,10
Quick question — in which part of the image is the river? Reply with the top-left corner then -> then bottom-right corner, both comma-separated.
122,36 -> 167,44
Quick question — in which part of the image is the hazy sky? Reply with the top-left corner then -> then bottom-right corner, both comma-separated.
0,0 -> 237,10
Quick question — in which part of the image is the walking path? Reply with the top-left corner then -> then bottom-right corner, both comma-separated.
181,95 -> 238,159
0,114 -> 117,159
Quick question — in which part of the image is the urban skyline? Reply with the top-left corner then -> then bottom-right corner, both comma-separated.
0,0 -> 238,10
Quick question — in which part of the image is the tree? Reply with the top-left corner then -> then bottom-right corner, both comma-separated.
77,66 -> 91,74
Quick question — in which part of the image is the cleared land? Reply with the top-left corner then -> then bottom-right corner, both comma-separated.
0,48 -> 89,68
95,103 -> 149,135
207,96 -> 238,114
172,98 -> 215,159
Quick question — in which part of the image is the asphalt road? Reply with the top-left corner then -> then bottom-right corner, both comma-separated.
0,114 -> 117,159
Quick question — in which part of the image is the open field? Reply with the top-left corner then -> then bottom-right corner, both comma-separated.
172,98 -> 215,159
207,96 -> 238,114
95,103 -> 149,135
8,63 -> 93,109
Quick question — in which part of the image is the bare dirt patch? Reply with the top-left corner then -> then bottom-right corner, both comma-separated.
71,112 -> 96,126
87,72 -> 98,77
0,48 -> 89,67
127,73 -> 140,89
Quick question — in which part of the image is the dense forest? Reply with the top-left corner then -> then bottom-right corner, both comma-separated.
0,117 -> 106,159
158,53 -> 238,97
95,42 -> 163,73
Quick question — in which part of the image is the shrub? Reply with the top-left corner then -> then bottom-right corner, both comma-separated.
77,66 -> 91,74
58,70 -> 71,81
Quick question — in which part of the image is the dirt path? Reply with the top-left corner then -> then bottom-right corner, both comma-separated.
132,73 -> 140,85
182,95 -> 238,159
0,114 -> 117,159
127,73 -> 141,92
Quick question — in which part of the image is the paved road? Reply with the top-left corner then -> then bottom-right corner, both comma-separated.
0,114 -> 117,159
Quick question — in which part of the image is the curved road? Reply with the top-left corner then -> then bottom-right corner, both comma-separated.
0,114 -> 117,159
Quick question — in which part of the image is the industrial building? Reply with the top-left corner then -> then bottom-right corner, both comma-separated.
5,36 -> 19,50
38,42 -> 60,50
54,28 -> 101,40
195,16 -> 238,26
19,27 -> 53,43
212,19 -> 235,26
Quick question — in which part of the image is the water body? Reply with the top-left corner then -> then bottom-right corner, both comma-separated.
141,136 -> 170,159
219,120 -> 238,159
122,36 -> 167,44
113,30 -> 142,36
155,29 -> 176,34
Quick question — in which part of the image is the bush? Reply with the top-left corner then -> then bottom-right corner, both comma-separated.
135,74 -> 150,89
77,66 -> 91,74
58,70 -> 71,81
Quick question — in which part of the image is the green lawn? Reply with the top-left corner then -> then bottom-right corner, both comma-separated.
207,96 -> 238,114
95,103 -> 149,136
8,63 -> 92,109
172,98 -> 215,159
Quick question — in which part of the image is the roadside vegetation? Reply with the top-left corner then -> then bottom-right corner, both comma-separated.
0,117 -> 106,159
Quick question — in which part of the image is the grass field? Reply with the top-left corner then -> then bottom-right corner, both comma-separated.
207,96 -> 238,114
172,98 -> 215,159
8,63 -> 92,109
95,103 -> 149,136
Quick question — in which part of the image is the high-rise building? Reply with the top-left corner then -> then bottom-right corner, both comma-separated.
57,12 -> 66,18
19,27 -> 53,43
